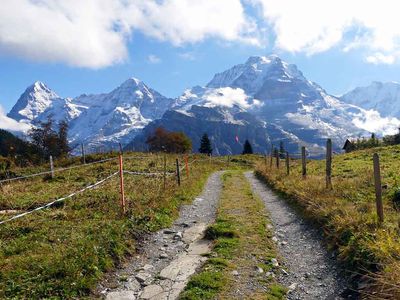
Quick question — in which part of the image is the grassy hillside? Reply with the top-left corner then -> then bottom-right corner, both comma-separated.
255,145 -> 400,298
0,153 -> 259,299
0,129 -> 43,165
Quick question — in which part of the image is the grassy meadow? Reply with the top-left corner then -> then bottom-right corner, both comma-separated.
255,145 -> 400,298
0,152 -> 259,299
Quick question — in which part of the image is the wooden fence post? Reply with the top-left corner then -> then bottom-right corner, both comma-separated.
119,142 -> 123,154
163,153 -> 167,190
184,155 -> 189,179
49,155 -> 55,179
81,143 -> 86,164
275,148 -> 280,169
373,153 -> 384,224
176,158 -> 181,186
326,138 -> 332,189
265,154 -> 268,171
269,145 -> 274,169
301,146 -> 307,179
118,154 -> 126,214
285,151 -> 290,175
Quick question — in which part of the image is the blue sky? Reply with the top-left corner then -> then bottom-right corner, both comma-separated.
1,0 -> 400,112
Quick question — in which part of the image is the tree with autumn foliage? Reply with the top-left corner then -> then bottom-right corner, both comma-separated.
146,127 -> 192,153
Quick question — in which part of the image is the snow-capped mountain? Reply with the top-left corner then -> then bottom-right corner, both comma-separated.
6,55 -> 400,156
8,81 -> 62,122
341,81 -> 400,118
132,55 -> 400,155
68,78 -> 172,148
7,78 -> 173,152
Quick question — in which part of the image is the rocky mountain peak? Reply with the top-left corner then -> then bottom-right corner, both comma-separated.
7,81 -> 60,122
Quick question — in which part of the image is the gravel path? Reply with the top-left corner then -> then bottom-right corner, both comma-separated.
245,171 -> 353,300
99,171 -> 223,300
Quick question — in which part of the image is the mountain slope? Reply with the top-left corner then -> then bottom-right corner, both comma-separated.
7,78 -> 173,152
8,82 -> 61,122
341,81 -> 400,118
133,55 -> 399,156
0,129 -> 43,163
127,105 -> 301,155
6,56 -> 400,156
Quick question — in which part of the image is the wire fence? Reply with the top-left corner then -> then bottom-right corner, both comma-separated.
0,157 -> 118,184
0,153 -> 228,226
0,171 -> 119,225
261,138 -> 387,223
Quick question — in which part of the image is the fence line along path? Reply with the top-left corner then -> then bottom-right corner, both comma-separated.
0,171 -> 119,226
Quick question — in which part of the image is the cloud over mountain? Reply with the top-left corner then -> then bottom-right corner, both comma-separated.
0,105 -> 30,132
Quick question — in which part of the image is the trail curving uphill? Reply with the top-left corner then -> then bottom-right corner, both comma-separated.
101,171 -> 223,300
245,171 -> 352,300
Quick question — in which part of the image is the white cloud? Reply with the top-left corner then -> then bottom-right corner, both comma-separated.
0,0 -> 259,68
179,52 -> 196,61
0,0 -> 128,68
4,0 -> 400,67
352,109 -> 400,135
0,105 -> 30,132
124,0 -> 259,46
147,54 -> 161,64
253,0 -> 400,64
203,87 -> 262,109
365,53 -> 395,65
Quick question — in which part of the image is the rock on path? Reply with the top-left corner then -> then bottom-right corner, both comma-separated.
102,171 -> 224,300
245,172 -> 351,300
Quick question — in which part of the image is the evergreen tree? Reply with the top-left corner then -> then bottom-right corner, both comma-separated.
29,117 -> 70,158
58,120 -> 70,157
242,139 -> 253,154
0,129 -> 43,165
199,133 -> 212,155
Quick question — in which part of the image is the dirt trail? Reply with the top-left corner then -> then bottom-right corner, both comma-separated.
100,171 -> 223,300
245,171 -> 352,299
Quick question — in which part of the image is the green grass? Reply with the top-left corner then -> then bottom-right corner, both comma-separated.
181,171 -> 286,300
180,271 -> 226,300
255,145 -> 400,298
266,284 -> 287,300
0,153 -> 260,299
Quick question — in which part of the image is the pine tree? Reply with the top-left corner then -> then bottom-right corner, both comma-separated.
199,133 -> 212,155
28,117 -> 70,158
58,120 -> 70,157
242,139 -> 253,154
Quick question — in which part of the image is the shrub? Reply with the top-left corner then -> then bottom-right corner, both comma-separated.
392,188 -> 400,210
0,156 -> 14,179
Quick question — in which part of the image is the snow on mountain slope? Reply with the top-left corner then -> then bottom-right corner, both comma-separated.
6,55 -> 400,156
206,55 -> 400,139
67,78 -> 173,147
6,78 -> 173,152
341,81 -> 400,118
7,82 -> 61,122
136,55 -> 399,155
207,55 -> 305,94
